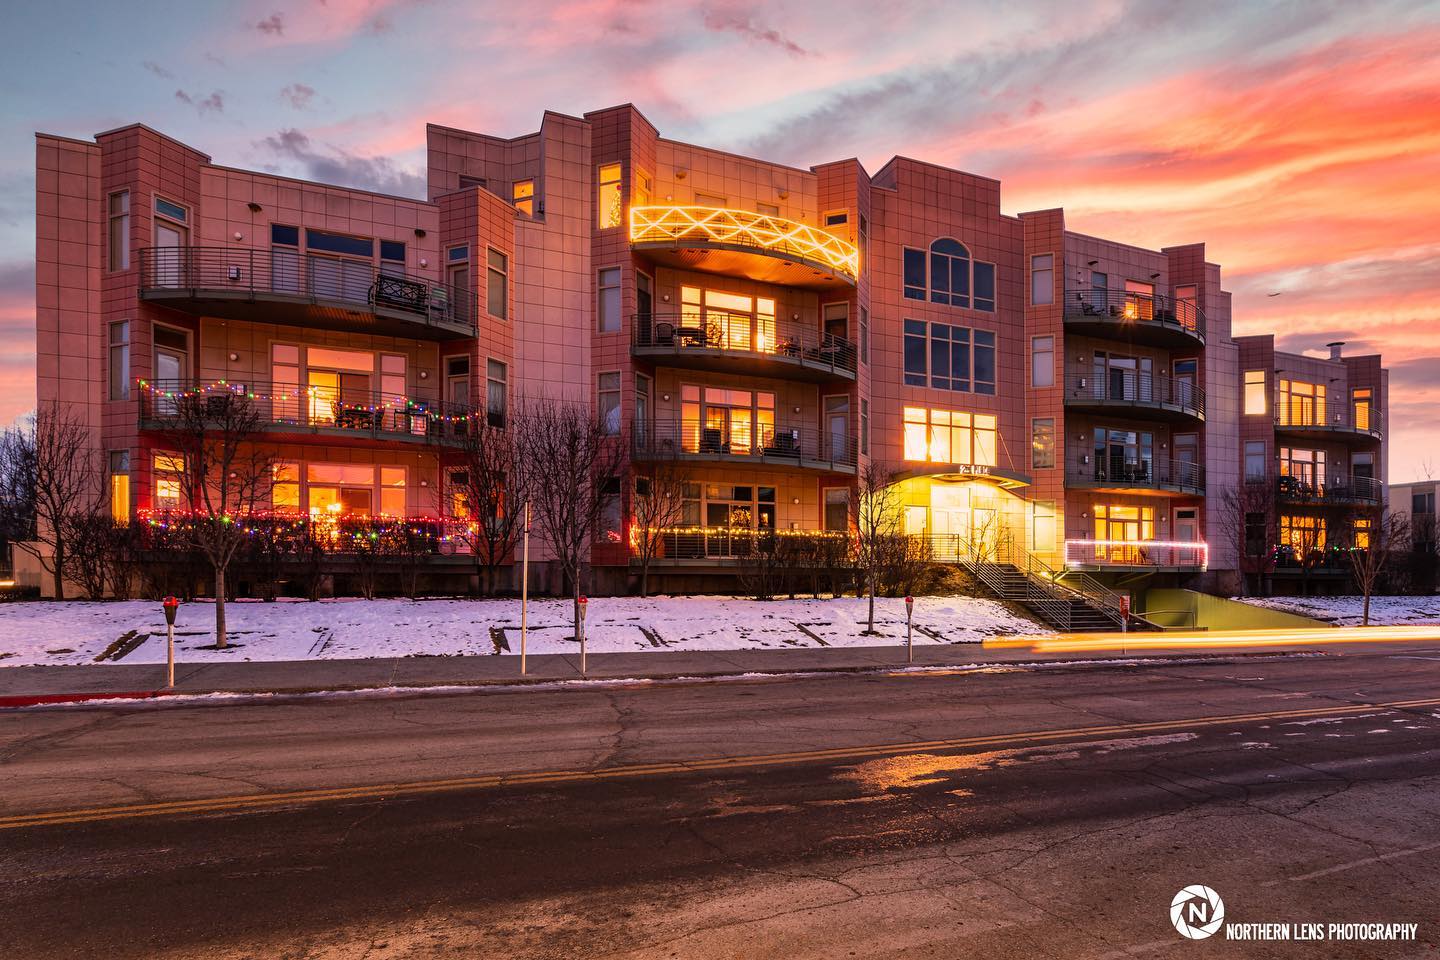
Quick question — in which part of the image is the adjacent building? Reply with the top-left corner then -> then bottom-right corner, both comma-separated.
32,104 -> 1388,599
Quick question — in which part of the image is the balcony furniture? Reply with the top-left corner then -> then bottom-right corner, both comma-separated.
651,320 -> 675,345
674,326 -> 707,347
700,427 -> 726,453
334,403 -> 381,431
372,275 -> 428,313
763,430 -> 801,458
777,336 -> 800,357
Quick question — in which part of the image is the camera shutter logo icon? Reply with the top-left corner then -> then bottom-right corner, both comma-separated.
1170,885 -> 1225,939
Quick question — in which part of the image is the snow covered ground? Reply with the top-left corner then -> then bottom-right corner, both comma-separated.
1243,595 -> 1440,626
0,595 -> 1046,667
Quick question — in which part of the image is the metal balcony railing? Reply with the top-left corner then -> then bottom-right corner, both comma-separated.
137,246 -> 477,337
1274,399 -> 1384,438
1064,539 -> 1209,570
1065,372 -> 1206,419
629,206 -> 860,283
1276,473 -> 1384,505
139,380 -> 484,445
642,526 -> 849,562
1074,456 -> 1205,493
633,417 -> 857,470
631,313 -> 857,377
1063,288 -> 1204,341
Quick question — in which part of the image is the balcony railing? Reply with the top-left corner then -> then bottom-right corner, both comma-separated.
630,206 -> 860,284
138,380 -> 484,446
1276,473 -> 1384,505
631,312 -> 857,378
1063,288 -> 1204,344
641,526 -> 849,562
633,417 -> 857,471
137,247 -> 477,338
1073,456 -> 1205,494
1064,539 -> 1208,570
1065,372 -> 1206,420
1274,400 -> 1384,439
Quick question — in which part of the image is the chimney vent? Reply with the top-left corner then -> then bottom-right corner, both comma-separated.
1327,341 -> 1345,360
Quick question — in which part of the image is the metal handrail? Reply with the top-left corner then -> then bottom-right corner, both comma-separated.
1063,539 -> 1209,569
1274,399 -> 1384,437
1064,372 -> 1206,419
138,379 -> 485,442
1079,456 -> 1205,492
631,312 -> 857,376
1276,472 -> 1384,504
1063,288 -> 1204,340
633,417 -> 857,468
629,206 -> 860,283
137,246 -> 477,337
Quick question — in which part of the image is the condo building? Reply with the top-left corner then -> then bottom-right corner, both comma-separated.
32,104 -> 1387,601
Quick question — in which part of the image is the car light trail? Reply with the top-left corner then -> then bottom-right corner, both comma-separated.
986,624 -> 1440,654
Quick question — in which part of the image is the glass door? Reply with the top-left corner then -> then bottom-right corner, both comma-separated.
824,395 -> 850,462
153,222 -> 186,287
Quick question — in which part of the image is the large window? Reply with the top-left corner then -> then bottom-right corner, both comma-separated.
1031,335 -> 1054,388
1280,514 -> 1325,552
153,452 -> 185,511
486,248 -> 508,320
824,488 -> 849,532
597,267 -> 621,332
108,321 -> 129,400
680,385 -> 775,455
1280,446 -> 1326,491
486,359 -> 507,429
902,407 -> 997,466
108,451 -> 130,522
902,239 -> 996,311
1031,418 -> 1055,470
1244,440 -> 1267,480
304,463 -> 406,517
1244,370 -> 1267,415
107,191 -> 130,271
903,321 -> 996,394
680,286 -> 777,352
1279,379 -> 1325,426
598,372 -> 621,435
1030,254 -> 1054,306
513,179 -> 534,217
1094,428 -> 1153,483
598,163 -> 622,229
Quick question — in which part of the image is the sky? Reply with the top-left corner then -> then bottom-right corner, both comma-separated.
1,0 -> 1438,480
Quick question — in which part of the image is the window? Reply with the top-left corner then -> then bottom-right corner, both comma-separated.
1413,491 -> 1435,515
272,462 -> 300,511
903,320 -> 928,385
1094,428 -> 1153,483
1244,441 -> 1267,480
1279,446 -> 1326,493
903,248 -> 926,300
757,201 -> 779,217
303,463 -> 405,517
1353,516 -> 1373,550
513,179 -> 534,217
694,192 -> 726,207
902,407 -> 997,466
912,322 -> 996,394
598,477 -> 624,543
1245,512 -> 1267,556
598,372 -> 621,435
486,359 -> 507,429
1280,514 -> 1325,552
1244,370 -> 1267,415
108,321 -> 130,400
154,452 -> 184,510
822,302 -> 848,342
108,451 -> 130,522
597,163 -> 623,229
107,191 -> 129,271
973,262 -> 995,312
379,240 -> 405,274
1031,335 -> 1054,388
1031,418 -> 1055,470
1352,387 -> 1373,431
860,399 -> 869,456
1174,284 -> 1199,331
446,250 -> 470,324
1030,254 -> 1054,306
859,307 -> 869,365
824,210 -> 848,227
154,196 -> 187,223
597,267 -> 621,332
486,248 -> 507,319
929,238 -> 970,307
447,245 -> 469,262
1279,379 -> 1326,426
824,489 -> 850,532
305,229 -> 373,258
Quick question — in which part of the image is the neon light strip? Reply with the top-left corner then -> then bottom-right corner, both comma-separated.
630,206 -> 859,281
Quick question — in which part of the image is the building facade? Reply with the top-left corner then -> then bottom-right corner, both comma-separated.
33,105 -> 1387,599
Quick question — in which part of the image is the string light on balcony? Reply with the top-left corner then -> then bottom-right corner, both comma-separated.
629,206 -> 860,282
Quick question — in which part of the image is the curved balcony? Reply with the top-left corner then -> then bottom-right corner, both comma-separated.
632,417 -> 856,474
1274,403 -> 1383,445
1277,473 -> 1383,506
1063,373 -> 1205,424
631,313 -> 856,383
1063,289 -> 1205,348
1064,539 -> 1208,573
138,247 -> 476,341
1068,457 -> 1205,497
138,380 -> 481,449
629,206 -> 859,288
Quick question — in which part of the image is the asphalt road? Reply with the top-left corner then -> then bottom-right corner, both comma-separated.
3,650 -> 1440,959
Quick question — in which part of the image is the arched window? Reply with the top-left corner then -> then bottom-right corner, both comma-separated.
929,238 -> 970,307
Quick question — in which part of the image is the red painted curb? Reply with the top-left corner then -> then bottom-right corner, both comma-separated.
0,690 -> 167,709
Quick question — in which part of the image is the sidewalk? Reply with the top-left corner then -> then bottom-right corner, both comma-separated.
0,641 -> 1342,706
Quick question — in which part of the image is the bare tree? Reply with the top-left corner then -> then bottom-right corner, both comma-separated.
0,415 -> 38,578
1344,507 -> 1409,625
1220,479 -> 1276,596
9,406 -> 102,599
154,388 -> 273,648
630,454 -> 691,598
853,461 -> 899,634
452,417 -> 527,596
516,398 -> 626,643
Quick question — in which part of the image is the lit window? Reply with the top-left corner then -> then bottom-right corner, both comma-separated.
1032,418 -> 1055,470
1031,335 -> 1054,388
513,179 -> 534,217
1279,378 -> 1325,426
107,191 -> 130,271
598,163 -> 623,229
1244,370 -> 1267,415
109,451 -> 130,522
598,267 -> 621,332
902,408 -> 997,466
154,452 -> 184,509
272,462 -> 300,510
486,248 -> 507,320
1030,254 -> 1054,306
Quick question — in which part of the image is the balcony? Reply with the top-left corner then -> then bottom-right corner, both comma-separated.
1063,288 -> 1205,348
1064,373 -> 1205,423
138,380 -> 481,449
638,527 -> 848,564
1064,539 -> 1208,573
632,418 -> 857,474
1069,457 -> 1205,497
629,206 -> 859,288
1274,402 -> 1383,445
1276,473 -> 1384,506
631,313 -> 856,383
137,247 -> 476,341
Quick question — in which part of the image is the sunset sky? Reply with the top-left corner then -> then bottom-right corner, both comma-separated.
2,0 -> 1438,478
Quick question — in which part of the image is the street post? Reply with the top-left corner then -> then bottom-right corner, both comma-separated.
904,595 -> 914,664
577,595 -> 588,676
520,501 -> 530,675
162,596 -> 180,689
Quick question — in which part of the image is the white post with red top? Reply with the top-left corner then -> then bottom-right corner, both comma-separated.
520,502 -> 531,675
162,596 -> 180,689
577,596 -> 589,676
904,595 -> 914,664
